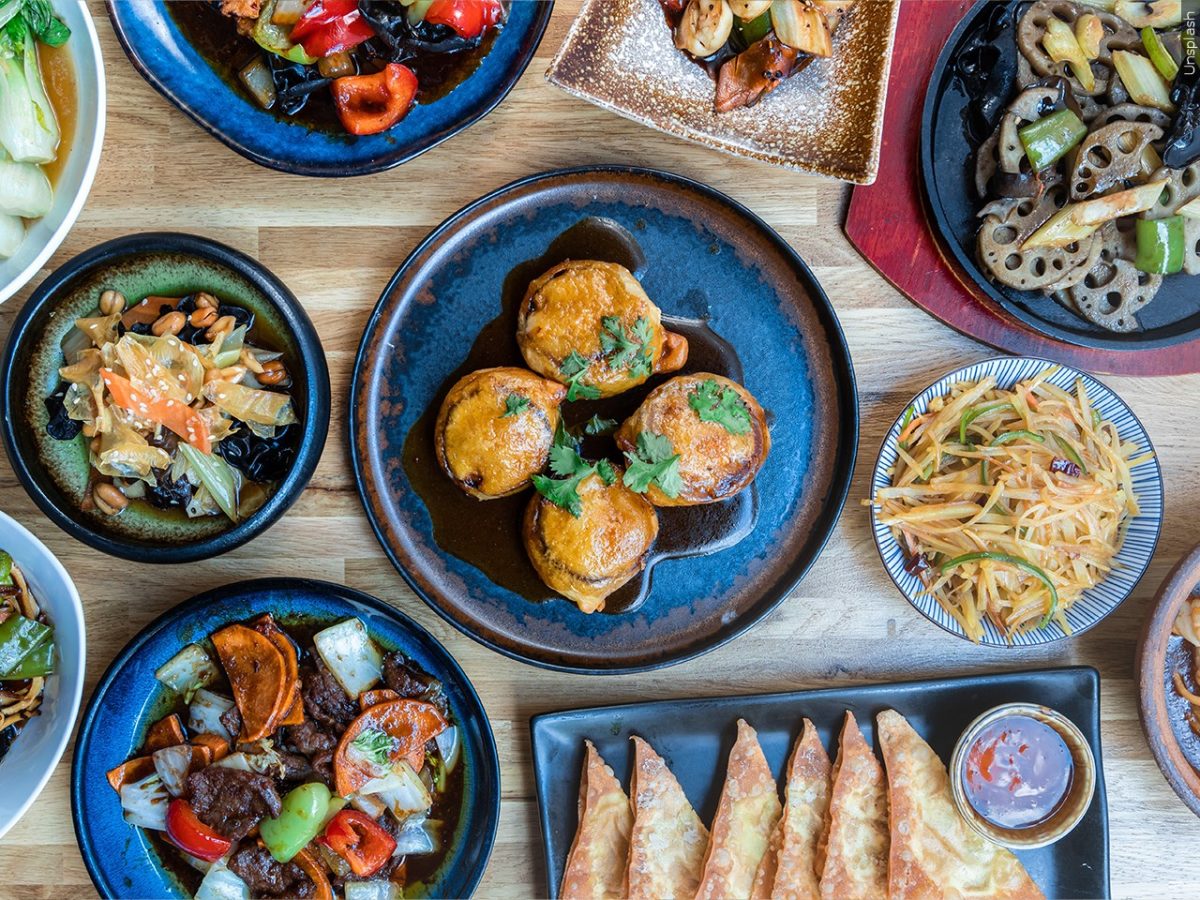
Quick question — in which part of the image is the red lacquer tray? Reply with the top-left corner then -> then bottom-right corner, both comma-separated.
845,0 -> 1200,377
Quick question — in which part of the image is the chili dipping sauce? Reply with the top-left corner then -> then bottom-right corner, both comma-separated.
963,714 -> 1073,830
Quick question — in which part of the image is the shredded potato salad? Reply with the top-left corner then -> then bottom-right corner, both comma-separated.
873,367 -> 1153,643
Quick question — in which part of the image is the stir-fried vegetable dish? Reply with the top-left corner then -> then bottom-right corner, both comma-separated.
45,288 -> 299,525
658,0 -> 857,112
873,368 -> 1150,642
972,0 -> 1199,333
111,616 -> 462,898
0,0 -> 71,260
0,550 -> 55,764
174,0 -> 507,136
1171,595 -> 1200,737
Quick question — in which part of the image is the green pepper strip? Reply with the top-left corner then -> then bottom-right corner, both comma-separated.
734,9 -> 772,45
940,551 -> 1060,628
1135,216 -> 1185,275
1019,109 -> 1088,171
980,430 -> 1045,484
959,402 -> 1014,445
1052,433 -> 1088,474
2,641 -> 54,679
0,614 -> 52,678
0,551 -> 11,585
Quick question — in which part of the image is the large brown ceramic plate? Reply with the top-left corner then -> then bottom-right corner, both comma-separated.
350,166 -> 857,673
1138,544 -> 1200,818
546,0 -> 900,184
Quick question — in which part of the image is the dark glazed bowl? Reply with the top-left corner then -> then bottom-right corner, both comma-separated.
0,233 -> 331,563
71,578 -> 501,899
105,0 -> 554,177
351,165 -> 859,673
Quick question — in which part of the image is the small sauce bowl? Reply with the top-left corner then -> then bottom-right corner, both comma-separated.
950,702 -> 1096,849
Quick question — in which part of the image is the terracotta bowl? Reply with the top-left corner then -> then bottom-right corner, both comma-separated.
1138,543 -> 1200,817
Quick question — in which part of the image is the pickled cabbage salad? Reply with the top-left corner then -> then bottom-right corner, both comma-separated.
0,0 -> 69,259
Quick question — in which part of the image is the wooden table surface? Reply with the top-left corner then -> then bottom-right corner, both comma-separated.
2,2 -> 1197,897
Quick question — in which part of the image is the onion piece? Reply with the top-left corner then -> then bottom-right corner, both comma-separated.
156,643 -> 218,694
434,725 -> 460,775
313,618 -> 382,699
153,744 -> 197,797
238,57 -> 276,111
195,858 -> 250,900
120,773 -> 170,830
392,817 -> 440,856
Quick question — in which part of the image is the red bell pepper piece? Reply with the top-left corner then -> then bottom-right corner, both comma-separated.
165,799 -> 232,863
316,809 -> 397,878
289,0 -> 376,58
330,63 -> 418,136
424,0 -> 504,40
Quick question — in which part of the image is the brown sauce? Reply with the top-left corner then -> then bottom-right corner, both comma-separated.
35,41 -> 76,188
964,714 -> 1074,830
403,217 -> 760,615
166,2 -> 499,134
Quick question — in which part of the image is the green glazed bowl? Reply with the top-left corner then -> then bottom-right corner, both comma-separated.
1,233 -> 331,562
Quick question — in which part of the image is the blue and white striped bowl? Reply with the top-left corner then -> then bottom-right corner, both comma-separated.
869,357 -> 1163,647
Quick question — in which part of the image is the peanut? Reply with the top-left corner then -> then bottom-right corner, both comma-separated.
152,311 -> 186,337
257,360 -> 290,387
93,483 -> 129,516
206,315 -> 237,341
204,364 -> 247,385
193,292 -> 219,310
98,289 -> 126,316
189,307 -> 219,328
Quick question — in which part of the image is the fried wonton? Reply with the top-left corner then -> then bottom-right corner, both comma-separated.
818,711 -> 888,900
560,741 -> 633,900
626,735 -> 709,900
752,718 -> 831,900
876,710 -> 1044,900
697,719 -> 783,900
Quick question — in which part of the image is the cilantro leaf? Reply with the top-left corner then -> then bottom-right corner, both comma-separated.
501,393 -> 530,418
534,433 -> 618,516
599,316 -> 654,379
560,350 -> 601,402
584,414 -> 618,436
549,442 -> 591,477
595,459 -> 616,485
688,380 -> 751,435
623,431 -> 682,498
351,727 -> 395,767
532,472 -> 589,517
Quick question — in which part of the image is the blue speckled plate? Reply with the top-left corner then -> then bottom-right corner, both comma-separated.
104,0 -> 553,177
71,578 -> 500,899
351,166 -> 859,673
869,356 -> 1164,646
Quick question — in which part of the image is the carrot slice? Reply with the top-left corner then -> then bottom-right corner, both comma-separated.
359,689 -> 400,711
250,615 -> 304,727
120,296 -> 180,328
100,368 -> 212,454
211,624 -> 287,742
333,699 -> 447,797
144,713 -> 186,752
192,733 -> 229,762
106,756 -> 156,793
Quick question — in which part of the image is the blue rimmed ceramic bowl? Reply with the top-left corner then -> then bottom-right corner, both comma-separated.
869,356 -> 1163,647
0,232 -> 331,563
71,578 -> 501,899
105,0 -> 553,177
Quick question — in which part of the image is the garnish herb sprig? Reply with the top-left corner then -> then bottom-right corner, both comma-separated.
623,432 -> 682,498
688,379 -> 751,434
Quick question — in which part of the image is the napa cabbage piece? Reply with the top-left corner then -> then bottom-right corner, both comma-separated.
58,347 -> 102,384
195,858 -> 250,900
198,406 -> 239,445
188,688 -> 236,742
116,335 -> 192,403
0,21 -> 59,164
0,151 -> 50,217
178,442 -> 243,522
147,333 -> 206,401
0,210 -> 22,258
120,773 -> 169,831
203,380 -> 298,427
95,420 -> 170,484
155,643 -> 218,694
313,618 -> 382,699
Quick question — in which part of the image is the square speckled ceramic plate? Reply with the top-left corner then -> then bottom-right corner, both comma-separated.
547,0 -> 900,183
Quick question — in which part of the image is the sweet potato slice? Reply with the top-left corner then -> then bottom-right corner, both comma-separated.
211,623 -> 287,742
144,713 -> 186,752
192,732 -> 230,762
333,699 -> 448,797
359,688 -> 400,711
106,756 -> 156,793
251,615 -> 303,727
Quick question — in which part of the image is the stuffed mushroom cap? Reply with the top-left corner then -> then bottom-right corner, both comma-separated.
616,373 -> 770,507
516,260 -> 688,399
435,367 -> 567,500
523,470 -> 659,614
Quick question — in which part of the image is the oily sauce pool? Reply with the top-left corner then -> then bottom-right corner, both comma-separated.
964,714 -> 1074,830
402,217 -> 761,614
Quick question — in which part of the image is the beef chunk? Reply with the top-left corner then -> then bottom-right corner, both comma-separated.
228,844 -> 315,898
220,704 -> 242,741
302,660 -> 357,731
187,767 -> 282,841
284,720 -> 337,788
279,752 -> 315,785
382,652 -> 433,698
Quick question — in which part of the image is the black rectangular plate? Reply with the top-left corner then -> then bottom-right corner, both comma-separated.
531,666 -> 1109,899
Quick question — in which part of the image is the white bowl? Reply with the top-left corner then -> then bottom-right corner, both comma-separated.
0,509 -> 85,839
0,1 -> 105,305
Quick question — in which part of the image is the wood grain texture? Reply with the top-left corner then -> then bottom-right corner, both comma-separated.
0,1 -> 1197,896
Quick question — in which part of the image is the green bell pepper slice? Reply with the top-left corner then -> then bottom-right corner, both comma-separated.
1135,216 -> 1185,274
734,10 -> 772,46
2,641 -> 54,679
259,782 -> 332,863
0,614 -> 52,678
0,551 -> 11,585
252,0 -> 317,66
940,551 -> 1060,628
959,402 -> 1014,445
1019,109 -> 1088,171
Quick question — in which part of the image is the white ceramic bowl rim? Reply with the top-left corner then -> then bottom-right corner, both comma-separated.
869,355 -> 1164,647
0,509 -> 86,839
0,0 -> 106,305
